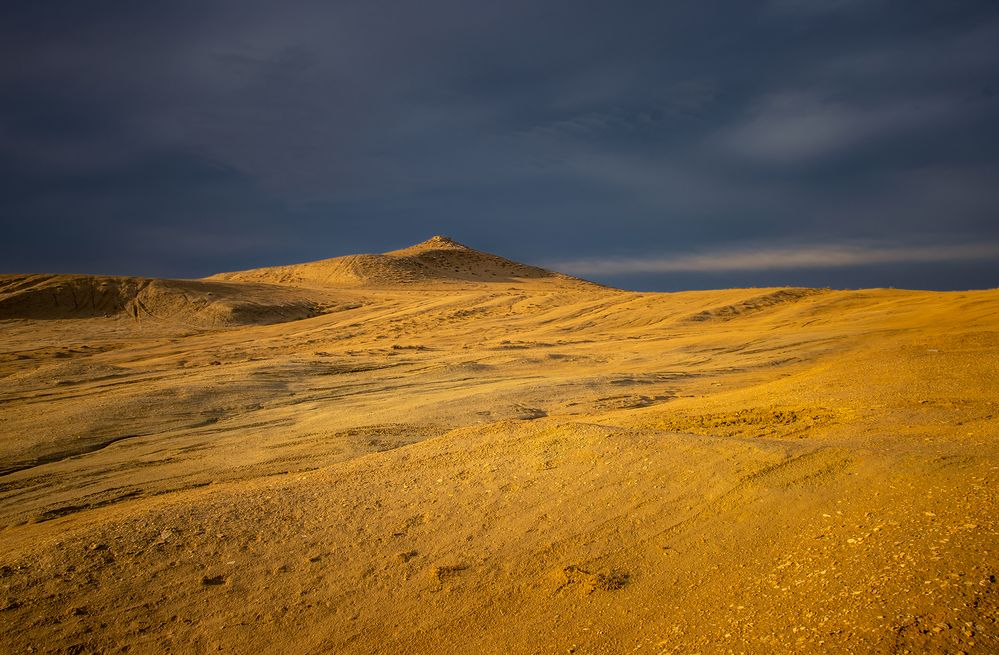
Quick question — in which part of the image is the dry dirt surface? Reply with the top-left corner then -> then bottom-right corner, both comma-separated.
1,237 -> 997,654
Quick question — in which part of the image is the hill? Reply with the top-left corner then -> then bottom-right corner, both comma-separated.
0,274 -> 333,327
0,237 -> 592,325
207,235 -> 595,288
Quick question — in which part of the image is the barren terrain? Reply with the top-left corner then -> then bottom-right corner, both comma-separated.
1,237 -> 996,654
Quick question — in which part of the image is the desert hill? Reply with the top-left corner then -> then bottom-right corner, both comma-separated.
0,237 -> 591,325
0,274 -> 335,327
0,240 -> 997,654
207,235 -> 594,288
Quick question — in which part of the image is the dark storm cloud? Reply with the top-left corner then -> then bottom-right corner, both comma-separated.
2,0 -> 998,288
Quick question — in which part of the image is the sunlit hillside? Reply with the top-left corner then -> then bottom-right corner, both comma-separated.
1,238 -> 996,654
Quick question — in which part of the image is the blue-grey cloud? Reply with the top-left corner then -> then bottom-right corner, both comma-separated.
1,0 -> 998,289
713,91 -> 964,164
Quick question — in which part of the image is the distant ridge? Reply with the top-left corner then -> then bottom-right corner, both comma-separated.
0,275 -> 326,327
0,237 -> 602,326
207,235 -> 598,288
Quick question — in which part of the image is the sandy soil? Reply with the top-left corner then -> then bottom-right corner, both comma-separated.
1,238 -> 996,654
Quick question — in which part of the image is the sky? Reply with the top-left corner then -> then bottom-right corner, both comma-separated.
2,0 -> 998,291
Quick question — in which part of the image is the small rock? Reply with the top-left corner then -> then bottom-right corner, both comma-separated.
397,550 -> 418,563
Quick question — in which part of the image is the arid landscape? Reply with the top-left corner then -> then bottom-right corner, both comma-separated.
0,236 -> 996,654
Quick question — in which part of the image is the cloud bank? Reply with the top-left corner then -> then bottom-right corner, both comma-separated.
1,1 -> 998,289
552,242 -> 999,276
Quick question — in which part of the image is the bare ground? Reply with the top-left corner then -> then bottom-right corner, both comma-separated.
1,243 -> 997,654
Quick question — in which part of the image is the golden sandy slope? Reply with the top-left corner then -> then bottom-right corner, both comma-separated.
0,238 -> 996,654
206,235 -> 589,287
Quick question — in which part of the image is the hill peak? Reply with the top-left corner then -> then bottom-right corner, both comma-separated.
424,235 -> 466,248
387,235 -> 471,255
